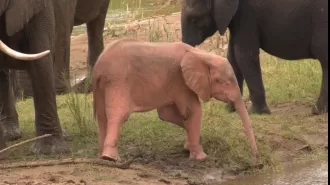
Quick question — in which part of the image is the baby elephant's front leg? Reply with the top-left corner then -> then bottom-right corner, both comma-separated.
181,102 -> 207,160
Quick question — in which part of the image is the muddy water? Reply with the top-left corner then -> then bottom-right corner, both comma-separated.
222,160 -> 328,185
72,0 -> 181,35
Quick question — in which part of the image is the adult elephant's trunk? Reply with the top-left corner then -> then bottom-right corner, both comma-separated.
0,40 -> 50,61
234,96 -> 259,165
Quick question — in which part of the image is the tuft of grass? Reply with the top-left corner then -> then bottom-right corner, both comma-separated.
259,54 -> 321,105
62,68 -> 97,135
63,93 -> 96,134
147,20 -> 163,41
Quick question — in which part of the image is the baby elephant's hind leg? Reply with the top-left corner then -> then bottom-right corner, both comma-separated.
95,91 -> 107,156
157,104 -> 201,151
102,88 -> 130,162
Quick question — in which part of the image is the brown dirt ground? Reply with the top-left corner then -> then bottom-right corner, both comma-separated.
0,13 -> 328,185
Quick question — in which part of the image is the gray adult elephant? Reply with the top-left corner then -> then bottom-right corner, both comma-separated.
16,0 -> 111,97
0,0 -> 72,154
3,0 -> 109,141
0,40 -> 51,152
180,0 -> 328,115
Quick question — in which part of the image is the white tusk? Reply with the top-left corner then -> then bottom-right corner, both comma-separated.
0,40 -> 50,61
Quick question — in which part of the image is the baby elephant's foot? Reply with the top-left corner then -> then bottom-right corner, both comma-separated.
184,140 -> 207,160
189,145 -> 207,160
101,146 -> 121,162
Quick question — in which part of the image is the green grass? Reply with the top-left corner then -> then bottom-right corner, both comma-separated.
259,54 -> 322,105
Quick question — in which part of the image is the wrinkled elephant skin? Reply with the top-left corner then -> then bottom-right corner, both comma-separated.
181,0 -> 328,115
0,0 -> 70,155
92,38 -> 259,163
15,0 -> 111,98
0,40 -> 51,151
7,0 -> 110,142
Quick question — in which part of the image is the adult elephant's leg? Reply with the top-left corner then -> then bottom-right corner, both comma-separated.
73,1 -> 110,94
0,121 -> 5,150
2,69 -> 22,141
26,9 -> 70,155
311,28 -> 328,114
53,0 -> 77,94
314,65 -> 329,114
86,1 -> 109,68
0,125 -> 5,159
234,39 -> 271,114
225,35 -> 245,113
27,53 -> 70,155
0,70 -> 8,151
0,117 -> 6,158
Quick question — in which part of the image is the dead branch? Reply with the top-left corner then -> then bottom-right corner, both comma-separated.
0,157 -> 137,170
0,134 -> 52,155
0,133 -> 140,170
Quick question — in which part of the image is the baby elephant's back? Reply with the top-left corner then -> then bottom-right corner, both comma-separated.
97,39 -> 184,76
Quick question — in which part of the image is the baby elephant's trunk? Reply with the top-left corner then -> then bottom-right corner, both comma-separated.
234,96 -> 259,165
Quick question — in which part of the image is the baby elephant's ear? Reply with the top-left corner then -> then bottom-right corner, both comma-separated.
181,52 -> 211,102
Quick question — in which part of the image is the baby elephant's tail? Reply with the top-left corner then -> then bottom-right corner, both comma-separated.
92,75 -> 101,120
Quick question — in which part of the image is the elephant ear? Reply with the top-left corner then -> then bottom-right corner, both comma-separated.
213,0 -> 239,35
181,51 -> 211,102
0,0 -> 9,16
5,0 -> 47,36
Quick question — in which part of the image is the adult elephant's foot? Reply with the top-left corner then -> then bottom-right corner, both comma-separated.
226,100 -> 271,115
3,122 -> 22,141
249,104 -> 271,115
101,146 -> 121,162
72,78 -> 92,94
311,102 -> 328,115
29,136 -> 70,155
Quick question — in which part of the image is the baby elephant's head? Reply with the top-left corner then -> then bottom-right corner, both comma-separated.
181,50 -> 259,163
181,50 -> 240,104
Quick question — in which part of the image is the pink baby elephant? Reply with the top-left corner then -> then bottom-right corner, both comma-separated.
92,38 -> 259,164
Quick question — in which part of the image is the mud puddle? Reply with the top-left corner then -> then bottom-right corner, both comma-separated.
222,159 -> 328,185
